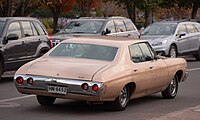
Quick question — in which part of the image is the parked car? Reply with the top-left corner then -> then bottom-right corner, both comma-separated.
141,20 -> 200,60
0,17 -> 52,80
14,36 -> 188,111
51,17 -> 140,46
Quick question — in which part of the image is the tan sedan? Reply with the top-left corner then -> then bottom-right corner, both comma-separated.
14,36 -> 188,111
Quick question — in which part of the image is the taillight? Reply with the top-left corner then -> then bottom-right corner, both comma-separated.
81,83 -> 89,91
27,77 -> 34,85
47,35 -> 53,48
92,84 -> 99,92
16,77 -> 24,84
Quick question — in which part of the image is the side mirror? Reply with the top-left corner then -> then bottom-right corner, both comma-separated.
7,34 -> 19,40
178,32 -> 186,38
102,28 -> 111,35
3,34 -> 19,44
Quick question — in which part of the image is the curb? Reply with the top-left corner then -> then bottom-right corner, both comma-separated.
151,105 -> 200,120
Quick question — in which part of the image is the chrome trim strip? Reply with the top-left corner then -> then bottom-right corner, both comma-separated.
14,74 -> 104,96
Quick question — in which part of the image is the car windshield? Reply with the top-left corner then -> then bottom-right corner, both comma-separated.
0,21 -> 5,37
142,23 -> 177,35
58,20 -> 105,34
49,43 -> 118,61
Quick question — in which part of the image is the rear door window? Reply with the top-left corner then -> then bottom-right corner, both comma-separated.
186,24 -> 198,33
129,44 -> 144,63
30,22 -> 38,36
21,21 -> 33,37
124,20 -> 136,31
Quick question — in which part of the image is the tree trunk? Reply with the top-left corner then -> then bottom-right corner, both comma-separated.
126,3 -> 136,24
52,15 -> 59,34
144,8 -> 153,27
191,3 -> 198,19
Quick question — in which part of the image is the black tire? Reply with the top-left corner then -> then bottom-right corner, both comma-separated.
111,86 -> 130,111
0,62 -> 3,81
194,47 -> 200,61
36,95 -> 56,106
162,75 -> 178,99
38,52 -> 45,57
168,45 -> 177,58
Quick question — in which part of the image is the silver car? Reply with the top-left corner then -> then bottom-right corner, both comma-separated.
141,21 -> 200,60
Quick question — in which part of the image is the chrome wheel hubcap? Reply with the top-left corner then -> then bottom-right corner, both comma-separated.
119,87 -> 128,107
170,78 -> 177,96
170,48 -> 176,58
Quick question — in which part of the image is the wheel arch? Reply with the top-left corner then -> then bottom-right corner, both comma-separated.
0,52 -> 5,71
170,43 -> 178,53
125,82 -> 136,98
175,70 -> 183,83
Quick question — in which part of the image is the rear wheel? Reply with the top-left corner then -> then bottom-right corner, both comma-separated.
162,75 -> 178,99
111,86 -> 129,111
169,45 -> 177,58
37,95 -> 56,106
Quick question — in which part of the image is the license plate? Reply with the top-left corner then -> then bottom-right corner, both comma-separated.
48,86 -> 67,95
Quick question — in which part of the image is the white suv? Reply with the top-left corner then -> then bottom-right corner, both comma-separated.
141,21 -> 200,60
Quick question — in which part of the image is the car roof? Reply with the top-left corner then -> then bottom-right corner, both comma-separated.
61,36 -> 145,47
152,20 -> 199,25
0,17 -> 38,22
70,16 -> 129,21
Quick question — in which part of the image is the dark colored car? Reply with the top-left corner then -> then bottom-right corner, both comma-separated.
51,17 -> 140,46
0,17 -> 52,79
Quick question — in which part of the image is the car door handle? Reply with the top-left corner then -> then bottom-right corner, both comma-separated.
134,69 -> 138,72
22,41 -> 25,45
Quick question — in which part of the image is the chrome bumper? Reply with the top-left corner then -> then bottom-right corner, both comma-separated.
14,75 -> 104,98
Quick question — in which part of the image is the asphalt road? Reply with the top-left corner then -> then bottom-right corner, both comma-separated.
0,57 -> 200,120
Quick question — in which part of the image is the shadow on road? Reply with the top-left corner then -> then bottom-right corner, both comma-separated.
24,94 -> 163,114
0,77 -> 14,83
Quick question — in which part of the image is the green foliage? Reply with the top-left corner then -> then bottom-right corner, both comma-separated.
40,18 -> 53,29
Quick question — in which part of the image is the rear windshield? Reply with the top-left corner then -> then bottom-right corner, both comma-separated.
49,43 -> 118,61
58,20 -> 105,34
0,21 -> 5,37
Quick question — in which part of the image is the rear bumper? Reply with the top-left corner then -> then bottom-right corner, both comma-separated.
14,74 -> 105,101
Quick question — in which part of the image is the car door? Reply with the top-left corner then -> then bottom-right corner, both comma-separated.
138,43 -> 169,93
20,21 -> 41,58
176,24 -> 190,53
4,21 -> 27,70
129,43 -> 155,96
185,24 -> 200,52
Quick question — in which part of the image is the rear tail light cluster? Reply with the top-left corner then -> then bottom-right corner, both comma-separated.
16,77 -> 34,85
81,83 -> 99,92
16,77 -> 24,84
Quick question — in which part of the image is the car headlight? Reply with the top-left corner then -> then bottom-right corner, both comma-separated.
152,40 -> 167,46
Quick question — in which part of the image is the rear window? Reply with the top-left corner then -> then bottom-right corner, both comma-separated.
0,21 -> 5,37
49,43 -> 118,61
33,21 -> 46,35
